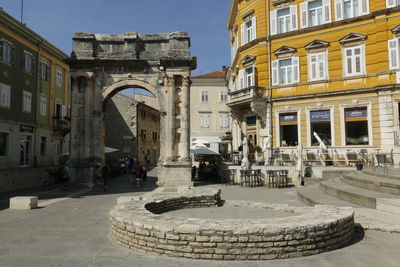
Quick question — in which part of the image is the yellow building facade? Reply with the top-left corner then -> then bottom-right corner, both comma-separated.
228,0 -> 400,162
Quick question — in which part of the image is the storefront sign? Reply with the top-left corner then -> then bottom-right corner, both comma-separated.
280,113 -> 297,123
20,125 -> 34,133
310,110 -> 330,122
345,109 -> 367,119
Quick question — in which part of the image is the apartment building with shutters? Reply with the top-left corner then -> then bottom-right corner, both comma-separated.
0,10 -> 70,192
190,70 -> 231,157
227,0 -> 400,160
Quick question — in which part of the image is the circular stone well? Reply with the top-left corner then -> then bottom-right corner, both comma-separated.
109,188 -> 354,260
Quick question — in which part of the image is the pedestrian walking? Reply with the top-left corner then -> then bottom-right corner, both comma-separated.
135,161 -> 144,187
61,165 -> 70,190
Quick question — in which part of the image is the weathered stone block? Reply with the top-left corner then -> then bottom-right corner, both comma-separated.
10,196 -> 38,210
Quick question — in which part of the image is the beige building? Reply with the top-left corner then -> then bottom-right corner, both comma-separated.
190,70 -> 231,157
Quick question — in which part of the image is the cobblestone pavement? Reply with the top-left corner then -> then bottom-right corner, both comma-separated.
0,169 -> 399,266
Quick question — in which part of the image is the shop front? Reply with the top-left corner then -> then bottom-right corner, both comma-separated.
279,113 -> 298,147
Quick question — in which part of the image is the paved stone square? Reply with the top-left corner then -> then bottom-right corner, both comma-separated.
0,169 -> 400,266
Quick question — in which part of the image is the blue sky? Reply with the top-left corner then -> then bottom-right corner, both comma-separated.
0,0 -> 231,75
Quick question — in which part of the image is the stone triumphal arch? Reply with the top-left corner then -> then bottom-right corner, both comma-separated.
68,32 -> 196,187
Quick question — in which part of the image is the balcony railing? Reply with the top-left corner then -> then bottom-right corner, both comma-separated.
53,116 -> 71,136
228,86 -> 265,105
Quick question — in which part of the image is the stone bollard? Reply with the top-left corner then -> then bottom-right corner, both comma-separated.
10,196 -> 38,210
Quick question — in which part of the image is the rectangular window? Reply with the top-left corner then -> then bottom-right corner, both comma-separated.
56,67 -> 63,87
200,113 -> 210,128
271,5 -> 297,35
200,90 -> 209,102
40,136 -> 47,156
280,113 -> 298,146
0,132 -> 8,156
388,38 -> 400,70
39,60 -> 50,80
23,90 -> 32,113
246,116 -> 257,126
0,40 -> 13,64
309,0 -> 323,26
0,82 -> 11,108
40,96 -> 47,116
344,45 -> 365,77
310,110 -> 332,146
238,66 -> 255,89
241,17 -> 256,45
152,132 -> 158,141
23,52 -> 34,73
386,0 -> 400,8
335,0 -> 369,20
141,129 -> 146,141
219,113 -> 230,128
345,108 -> 369,145
309,51 -> 327,81
272,57 -> 300,85
220,90 -> 228,102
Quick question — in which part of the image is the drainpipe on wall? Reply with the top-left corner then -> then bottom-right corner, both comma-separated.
266,0 -> 273,148
33,40 -> 43,167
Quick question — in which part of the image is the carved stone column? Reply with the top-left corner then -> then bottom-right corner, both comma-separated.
179,76 -> 190,160
166,76 -> 175,159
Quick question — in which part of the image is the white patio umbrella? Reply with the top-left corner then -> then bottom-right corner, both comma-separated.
59,147 -> 119,156
241,137 -> 250,169
313,132 -> 327,150
190,145 -> 219,155
296,144 -> 304,186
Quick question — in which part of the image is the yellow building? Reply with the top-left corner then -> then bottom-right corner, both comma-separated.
227,0 -> 400,163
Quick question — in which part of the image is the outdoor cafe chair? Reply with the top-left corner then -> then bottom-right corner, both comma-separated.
305,152 -> 322,166
346,152 -> 359,166
281,153 -> 295,166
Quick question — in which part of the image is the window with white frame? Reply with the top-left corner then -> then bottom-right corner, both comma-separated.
241,17 -> 256,46
220,90 -> 228,102
334,0 -> 369,21
388,38 -> 400,70
23,90 -> 32,113
0,82 -> 11,108
300,0 -> 331,28
308,51 -> 328,81
270,5 -> 298,35
0,40 -> 13,64
40,96 -> 47,116
238,66 -> 255,89
23,52 -> 34,73
200,113 -> 210,128
272,57 -> 300,85
39,59 -> 50,80
200,90 -> 209,103
56,67 -> 63,87
343,45 -> 365,77
219,113 -> 230,128
387,0 -> 400,8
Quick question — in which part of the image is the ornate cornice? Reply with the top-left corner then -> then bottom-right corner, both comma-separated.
392,24 -> 400,34
339,32 -> 367,44
250,101 -> 267,125
273,46 -> 297,56
304,40 -> 330,51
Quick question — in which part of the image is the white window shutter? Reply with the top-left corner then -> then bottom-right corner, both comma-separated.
360,0 -> 369,15
290,5 -> 298,31
239,69 -> 245,89
323,0 -> 332,23
387,0 -> 396,8
300,2 -> 309,28
62,105 -> 67,118
270,10 -> 277,35
292,57 -> 300,83
251,17 -> 257,41
361,45 -> 366,74
334,0 -> 343,21
272,60 -> 279,85
251,66 -> 255,86
388,39 -> 399,70
241,23 -> 246,46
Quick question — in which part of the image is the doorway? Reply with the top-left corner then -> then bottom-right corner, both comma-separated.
20,134 -> 32,167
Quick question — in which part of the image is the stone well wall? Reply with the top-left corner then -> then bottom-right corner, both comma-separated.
109,188 -> 354,260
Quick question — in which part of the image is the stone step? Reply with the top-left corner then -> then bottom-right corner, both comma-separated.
376,198 -> 400,215
320,178 -> 400,209
341,172 -> 400,195
297,183 -> 363,208
362,169 -> 400,181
